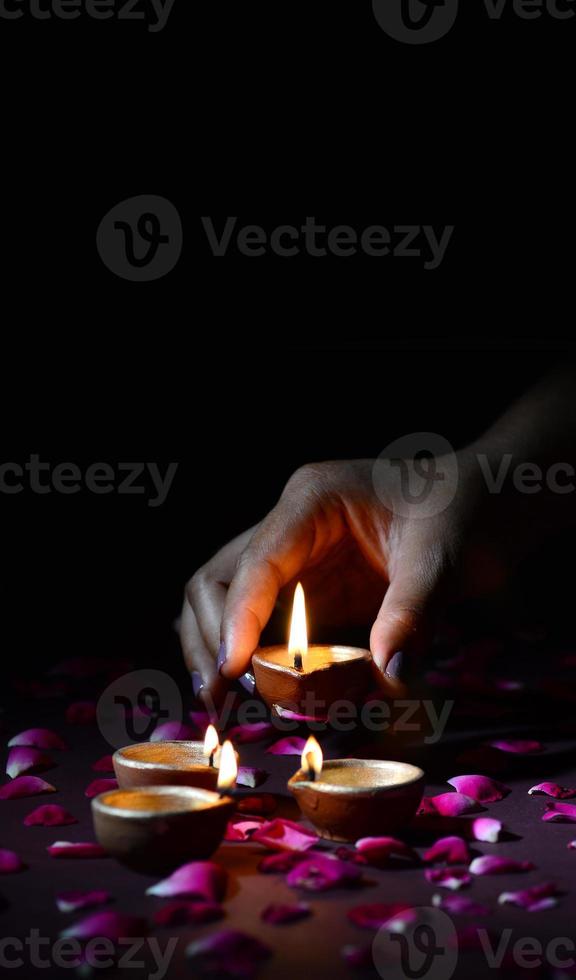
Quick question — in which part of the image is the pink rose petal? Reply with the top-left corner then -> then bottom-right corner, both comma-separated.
470,817 -> 504,842
65,701 -> 97,725
251,819 -> 318,853
6,747 -> 54,779
56,890 -> 110,913
0,849 -> 24,873
447,775 -> 510,803
147,861 -> 227,901
489,739 -> 543,754
24,804 -> 77,827
432,894 -> 490,916
149,722 -> 198,742
258,852 -> 306,874
542,802 -> 576,823
60,911 -> 148,941
85,778 -> 118,799
154,901 -> 224,927
568,840 -> 576,849
227,722 -> 275,744
335,846 -> 368,866
425,867 -> 472,890
419,793 -> 482,817
188,710 -> 212,730
355,837 -> 419,866
424,836 -> 471,865
265,736 -> 306,756
236,768 -> 269,789
286,853 -> 363,891
235,795 -> 277,816
273,706 -> 329,723
498,882 -> 559,911
48,841 -> 108,859
92,755 -> 114,773
8,728 -> 67,750
261,902 -> 311,924
470,855 -> 534,875
186,929 -> 271,979
341,944 -> 373,968
348,903 -> 415,930
225,818 -> 266,842
0,776 -> 56,800
528,782 -> 576,799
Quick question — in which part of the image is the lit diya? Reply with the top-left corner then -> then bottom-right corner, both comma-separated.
92,740 -> 238,873
252,583 -> 373,718
113,724 -> 221,791
288,736 -> 424,842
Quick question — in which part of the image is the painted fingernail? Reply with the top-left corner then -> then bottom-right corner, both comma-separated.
238,671 -> 255,695
217,641 -> 227,675
191,671 -> 204,698
385,651 -> 406,681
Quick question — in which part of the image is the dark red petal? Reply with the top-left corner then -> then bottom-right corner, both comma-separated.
260,903 -> 310,924
8,728 -> 67,750
65,702 -> 97,725
85,778 -> 118,799
154,901 -> 224,927
185,929 -> 272,978
24,805 -> 77,827
0,776 -> 56,800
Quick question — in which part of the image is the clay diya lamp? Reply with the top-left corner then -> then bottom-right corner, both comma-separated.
113,725 -> 221,791
288,736 -> 424,842
92,740 -> 238,873
252,583 -> 373,718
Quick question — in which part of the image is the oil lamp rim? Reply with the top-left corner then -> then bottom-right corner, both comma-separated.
253,645 -> 371,675
91,784 -> 234,819
288,758 -> 424,796
113,740 -> 208,771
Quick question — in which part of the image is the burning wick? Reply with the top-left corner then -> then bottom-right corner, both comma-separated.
289,582 -> 307,672
301,735 -> 322,783
203,724 -> 220,768
217,739 -> 238,798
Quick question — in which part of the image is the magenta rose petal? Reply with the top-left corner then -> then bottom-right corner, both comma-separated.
498,882 -> 559,911
258,852 -> 306,874
347,903 -> 415,930
261,902 -> 311,924
56,890 -> 110,913
341,944 -> 374,968
286,853 -> 363,891
85,778 -> 118,799
489,739 -> 543,754
225,818 -> 266,842
236,768 -> 269,789
420,793 -> 482,817
65,702 -> 97,725
447,775 -> 510,803
425,867 -> 472,890
529,782 -> 576,799
432,894 -> 490,916
149,722 -> 198,742
251,819 -> 318,853
0,776 -> 56,800
227,722 -> 275,745
91,755 -> 114,773
48,841 -> 107,859
273,706 -> 329,723
154,901 -> 224,927
542,802 -> 576,823
24,804 -> 77,827
188,709 -> 212,730
470,817 -> 504,842
265,736 -> 306,756
186,929 -> 272,978
0,849 -> 25,873
355,837 -> 419,866
470,855 -> 534,875
7,728 -> 67,750
147,861 -> 227,901
60,911 -> 148,941
6,747 -> 54,779
424,836 -> 471,865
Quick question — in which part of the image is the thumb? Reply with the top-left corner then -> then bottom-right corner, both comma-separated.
370,558 -> 441,678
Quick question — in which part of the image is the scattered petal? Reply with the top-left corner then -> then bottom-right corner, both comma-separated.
6,747 -> 54,779
528,782 -> 576,799
261,903 -> 310,924
251,819 -> 318,852
56,890 -> 110,913
470,817 -> 504,842
286,853 -> 363,891
188,710 -> 212,731
24,805 -> 77,827
85,778 -> 118,799
186,929 -> 271,979
265,736 -> 306,756
149,722 -> 198,742
542,802 -> 576,823
65,702 -> 97,725
273,706 -> 328,723
432,894 -> 489,916
47,841 -> 107,859
8,728 -> 67,750
498,882 -> 559,911
258,852 -> 305,874
154,901 -> 224,927
235,795 -> 276,816
236,768 -> 269,789
335,847 -> 368,866
225,818 -> 266,842
447,775 -> 510,803
419,793 -> 481,817
147,861 -> 227,901
92,755 -> 114,773
489,739 -> 543,754
469,855 -> 534,875
348,903 -> 415,930
355,837 -> 419,866
0,776 -> 56,800
0,849 -> 24,873
424,837 -> 471,865
341,944 -> 373,968
60,911 -> 148,941
425,867 -> 472,890
227,722 -> 275,744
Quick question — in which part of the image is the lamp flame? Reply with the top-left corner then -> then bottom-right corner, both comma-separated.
301,735 -> 322,780
203,724 -> 219,765
217,740 -> 238,794
288,582 -> 308,669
